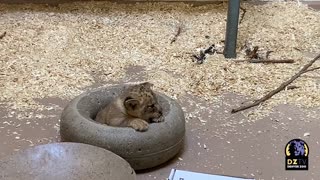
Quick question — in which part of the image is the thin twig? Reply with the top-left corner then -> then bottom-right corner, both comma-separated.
232,59 -> 295,63
302,67 -> 320,73
170,26 -> 182,44
294,47 -> 302,51
239,7 -> 247,24
0,32 -> 6,39
266,50 -> 274,59
249,59 -> 295,63
286,85 -> 299,90
231,53 -> 320,113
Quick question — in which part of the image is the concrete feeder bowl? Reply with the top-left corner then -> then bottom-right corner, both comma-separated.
0,142 -> 136,180
60,85 -> 186,170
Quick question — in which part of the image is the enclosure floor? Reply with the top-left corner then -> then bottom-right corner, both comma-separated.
0,1 -> 320,179
1,65 -> 320,179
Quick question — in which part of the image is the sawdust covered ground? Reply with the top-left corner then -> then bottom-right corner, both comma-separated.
0,1 -> 319,120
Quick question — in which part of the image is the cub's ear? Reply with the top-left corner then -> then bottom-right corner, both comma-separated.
124,98 -> 139,111
138,82 -> 153,91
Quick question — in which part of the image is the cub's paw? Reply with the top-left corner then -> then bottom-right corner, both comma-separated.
130,119 -> 149,132
152,116 -> 164,123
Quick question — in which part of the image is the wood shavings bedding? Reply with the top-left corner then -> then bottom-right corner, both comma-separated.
0,1 -> 319,119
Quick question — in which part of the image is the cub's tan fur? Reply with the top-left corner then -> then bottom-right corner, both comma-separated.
95,82 -> 164,131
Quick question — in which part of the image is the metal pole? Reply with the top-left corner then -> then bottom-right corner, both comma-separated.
224,0 -> 241,59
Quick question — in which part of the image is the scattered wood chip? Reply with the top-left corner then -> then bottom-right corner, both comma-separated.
286,85 -> 299,90
0,2 -> 319,119
0,31 -> 6,39
104,73 -> 112,76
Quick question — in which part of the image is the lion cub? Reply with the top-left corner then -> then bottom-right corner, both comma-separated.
95,82 -> 164,131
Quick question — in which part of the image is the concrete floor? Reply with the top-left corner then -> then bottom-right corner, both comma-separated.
0,1 -> 319,180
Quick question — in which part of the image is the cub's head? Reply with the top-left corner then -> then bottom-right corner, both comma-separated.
122,82 -> 162,121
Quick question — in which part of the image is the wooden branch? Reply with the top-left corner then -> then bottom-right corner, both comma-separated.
232,59 -> 294,63
170,26 -> 182,44
231,53 -> 320,113
249,59 -> 295,63
0,32 -> 6,39
302,67 -> 320,73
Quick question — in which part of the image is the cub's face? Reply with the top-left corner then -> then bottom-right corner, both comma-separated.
123,82 -> 163,121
